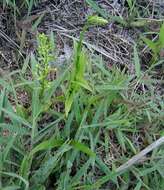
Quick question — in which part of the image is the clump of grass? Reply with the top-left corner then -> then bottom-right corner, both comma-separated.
1,0 -> 38,10
65,15 -> 108,116
0,14 -> 163,190
142,23 -> 164,64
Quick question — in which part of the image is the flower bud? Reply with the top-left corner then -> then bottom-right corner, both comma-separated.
87,15 -> 108,26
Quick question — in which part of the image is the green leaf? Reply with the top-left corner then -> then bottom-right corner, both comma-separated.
115,129 -> 126,151
27,0 -> 34,16
83,171 -> 118,189
71,141 -> 96,157
0,123 -> 30,135
20,138 -> 64,179
96,157 -> 111,175
110,15 -> 127,26
72,80 -> 92,91
87,15 -> 108,26
134,181 -> 142,190
22,54 -> 30,74
96,84 -> 127,91
2,134 -> 16,159
125,137 -> 137,154
20,154 -> 32,180
44,67 -> 68,102
1,108 -> 31,129
2,186 -> 21,190
65,91 -> 74,117
32,13 -> 45,32
131,20 -> 148,27
50,31 -> 56,53
31,53 -> 38,78
0,172 -> 29,190
85,0 -> 108,18
126,0 -> 133,9
32,144 -> 71,184
31,138 -> 64,155
32,84 -> 42,119
16,104 -> 28,119
159,23 -> 164,47
142,37 -> 157,55
134,45 -> 141,78
0,88 -> 6,122
31,185 -> 46,190
76,50 -> 87,79
71,159 -> 92,185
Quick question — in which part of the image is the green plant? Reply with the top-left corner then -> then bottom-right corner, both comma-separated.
85,0 -> 150,28
35,33 -> 55,97
142,23 -> 164,64
85,0 -> 108,19
1,0 -> 39,17
65,15 -> 108,116
0,14 -> 163,190
1,0 -> 37,9
0,29 -> 97,189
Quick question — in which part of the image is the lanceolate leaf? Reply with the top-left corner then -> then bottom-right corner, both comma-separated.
31,138 -> 64,155
32,144 -> 71,184
0,88 -> 6,123
71,159 -> 92,185
2,186 -> 21,190
85,0 -> 108,18
20,137 -> 94,181
1,108 -> 31,128
65,43 -> 91,116
0,123 -> 29,135
65,90 -> 74,117
72,80 -> 92,91
71,141 -> 95,157
142,37 -> 157,54
134,45 -> 141,78
159,23 -> 164,47
87,15 -> 108,26
20,138 -> 64,179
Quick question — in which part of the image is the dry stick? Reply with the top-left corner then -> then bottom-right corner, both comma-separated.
0,30 -> 20,49
116,136 -> 164,173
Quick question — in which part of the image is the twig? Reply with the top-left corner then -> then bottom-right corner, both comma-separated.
0,29 -> 20,49
116,136 -> 164,173
0,30 -> 23,57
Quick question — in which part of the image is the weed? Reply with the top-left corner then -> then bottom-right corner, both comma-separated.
65,15 -> 108,117
0,3 -> 163,189
142,23 -> 164,64
0,35 -> 163,189
1,0 -> 38,10
36,33 -> 55,97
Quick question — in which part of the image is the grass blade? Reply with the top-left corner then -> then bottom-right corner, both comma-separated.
134,45 -> 141,78
71,141 -> 95,157
85,0 -> 108,18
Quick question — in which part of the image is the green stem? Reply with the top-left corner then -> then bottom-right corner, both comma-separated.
75,24 -> 88,67
31,118 -> 37,146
